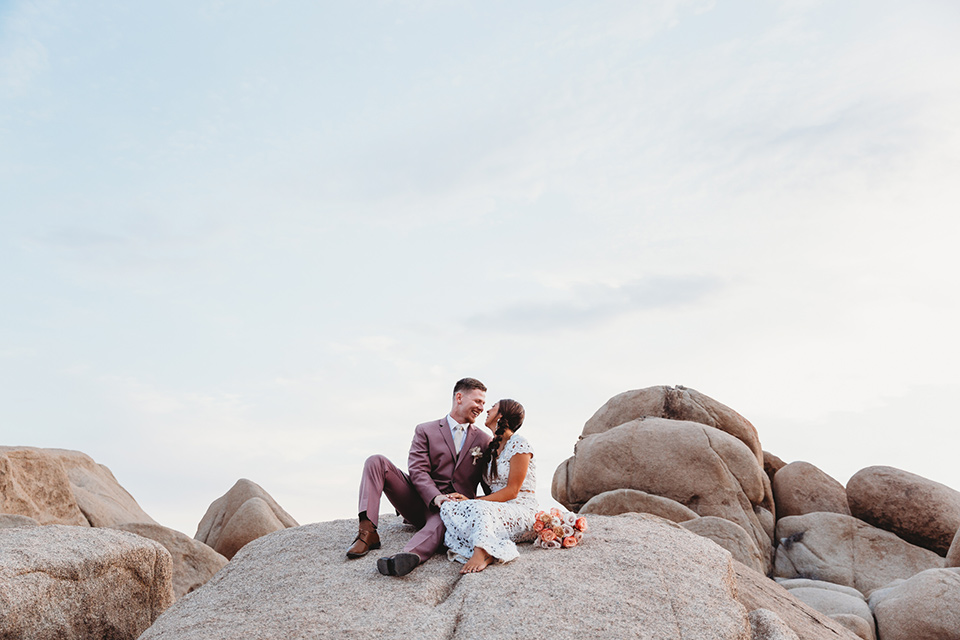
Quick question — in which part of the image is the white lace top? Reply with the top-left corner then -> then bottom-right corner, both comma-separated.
486,434 -> 536,493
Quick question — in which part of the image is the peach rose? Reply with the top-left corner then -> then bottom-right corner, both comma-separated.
575,517 -> 588,532
550,508 -> 562,518
562,536 -> 578,548
541,529 -> 557,542
533,520 -> 545,532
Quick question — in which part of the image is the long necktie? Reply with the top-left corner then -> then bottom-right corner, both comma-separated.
453,424 -> 466,453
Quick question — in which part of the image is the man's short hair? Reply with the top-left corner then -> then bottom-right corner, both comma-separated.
453,377 -> 487,396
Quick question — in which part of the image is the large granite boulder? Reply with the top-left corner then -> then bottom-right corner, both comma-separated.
763,451 -> 787,486
581,386 -> 764,468
780,587 -> 873,639
142,513 -> 858,639
774,512 -> 943,594
949,528 -> 960,567
0,524 -> 174,640
773,462 -> 850,519
0,446 -> 157,527
144,513 -> 756,639
112,523 -> 228,599
748,609 -> 800,640
195,478 -> 299,559
846,465 -> 960,555
579,488 -> 699,522
0,514 -> 40,528
872,568 -> 960,640
553,418 -> 773,570
681,516 -> 765,574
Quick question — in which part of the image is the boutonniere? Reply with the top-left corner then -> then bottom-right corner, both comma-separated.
469,446 -> 483,465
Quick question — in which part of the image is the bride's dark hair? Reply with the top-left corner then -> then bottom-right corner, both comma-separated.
481,398 -> 524,480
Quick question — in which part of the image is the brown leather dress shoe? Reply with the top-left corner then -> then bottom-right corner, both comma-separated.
346,520 -> 380,559
376,552 -> 420,576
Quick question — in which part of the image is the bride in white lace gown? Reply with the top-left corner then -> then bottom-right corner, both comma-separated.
440,398 -> 537,573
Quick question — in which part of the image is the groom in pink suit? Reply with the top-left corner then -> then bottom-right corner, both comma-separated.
346,377 -> 493,576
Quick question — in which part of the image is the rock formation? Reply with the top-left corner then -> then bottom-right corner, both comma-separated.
579,487 -> 699,522
553,417 -> 774,571
773,461 -> 850,518
141,514 -> 855,640
194,478 -> 299,559
774,512 -> 944,594
0,446 -> 157,527
0,525 -> 174,640
846,465 -> 960,556
871,568 -> 960,640
111,522 -> 228,598
681,516 -> 765,574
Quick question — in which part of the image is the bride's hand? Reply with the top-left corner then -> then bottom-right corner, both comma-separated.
448,493 -> 468,502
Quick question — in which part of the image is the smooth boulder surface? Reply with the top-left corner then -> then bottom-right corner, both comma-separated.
846,465 -> 960,555
681,516 -> 765,574
774,512 -> 943,594
731,562 -> 859,639
0,525 -> 174,640
0,513 -> 40,528
784,588 -> 873,632
579,487 -> 699,522
872,568 -> 960,640
0,446 -> 157,527
949,528 -> 960,567
195,478 -> 299,559
773,462 -> 850,518
582,386 -> 764,467
553,418 -> 772,570
112,523 -> 228,598
829,614 -> 875,640
143,514 -> 757,640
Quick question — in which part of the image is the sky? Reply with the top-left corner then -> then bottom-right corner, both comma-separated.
2,0 -> 959,537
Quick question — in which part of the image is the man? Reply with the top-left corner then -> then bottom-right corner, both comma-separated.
346,377 -> 493,576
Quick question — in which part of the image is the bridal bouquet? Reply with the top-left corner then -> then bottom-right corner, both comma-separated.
532,508 -> 587,549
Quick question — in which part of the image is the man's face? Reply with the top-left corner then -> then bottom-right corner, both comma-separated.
455,388 -> 486,424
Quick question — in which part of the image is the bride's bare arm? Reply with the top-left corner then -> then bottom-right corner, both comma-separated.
476,453 -> 531,503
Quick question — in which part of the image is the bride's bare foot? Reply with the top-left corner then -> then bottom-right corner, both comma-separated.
460,548 -> 494,574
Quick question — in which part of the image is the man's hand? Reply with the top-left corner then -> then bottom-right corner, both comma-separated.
433,493 -> 469,507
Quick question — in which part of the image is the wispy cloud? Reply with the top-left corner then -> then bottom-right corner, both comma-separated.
466,276 -> 723,333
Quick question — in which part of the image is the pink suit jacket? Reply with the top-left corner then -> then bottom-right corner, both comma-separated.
407,418 -> 493,508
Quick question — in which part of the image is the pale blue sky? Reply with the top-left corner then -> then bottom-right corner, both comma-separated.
2,0 -> 959,535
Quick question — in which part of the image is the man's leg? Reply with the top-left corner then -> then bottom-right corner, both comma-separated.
402,510 -> 445,563
358,454 -> 427,527
377,510 -> 444,577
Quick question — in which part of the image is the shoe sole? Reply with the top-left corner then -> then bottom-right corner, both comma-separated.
346,541 -> 381,559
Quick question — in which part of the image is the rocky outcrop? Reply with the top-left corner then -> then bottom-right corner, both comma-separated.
579,487 -> 699,522
140,513 -> 857,640
846,465 -> 960,556
681,516 -> 765,574
872,568 -> 960,640
749,609 -> 801,640
731,561 -> 858,639
0,524 -> 174,640
553,418 -> 773,570
0,446 -> 157,527
112,523 -> 228,598
773,461 -> 850,518
146,514 -> 761,639
582,386 -> 765,468
774,512 -> 944,594
195,478 -> 299,559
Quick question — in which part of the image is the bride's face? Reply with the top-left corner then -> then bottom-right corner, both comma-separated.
484,403 -> 500,430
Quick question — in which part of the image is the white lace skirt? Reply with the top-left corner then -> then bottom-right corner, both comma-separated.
440,493 -> 538,564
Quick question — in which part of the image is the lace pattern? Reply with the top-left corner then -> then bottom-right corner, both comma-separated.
440,434 -> 538,564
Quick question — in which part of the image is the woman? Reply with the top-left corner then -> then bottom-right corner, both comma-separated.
440,398 -> 537,573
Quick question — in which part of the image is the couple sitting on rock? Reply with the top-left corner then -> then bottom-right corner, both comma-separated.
346,377 -> 538,576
